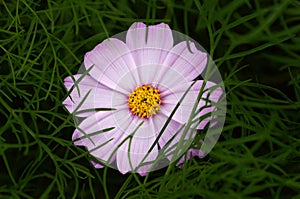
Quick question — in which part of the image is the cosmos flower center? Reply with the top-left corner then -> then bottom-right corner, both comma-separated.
128,84 -> 162,118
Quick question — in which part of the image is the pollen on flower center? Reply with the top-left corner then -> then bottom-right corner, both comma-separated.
128,84 -> 162,118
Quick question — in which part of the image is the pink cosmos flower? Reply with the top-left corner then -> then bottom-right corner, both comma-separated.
63,22 -> 223,175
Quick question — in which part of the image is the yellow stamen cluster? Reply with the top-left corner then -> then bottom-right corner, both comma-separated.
128,85 -> 162,118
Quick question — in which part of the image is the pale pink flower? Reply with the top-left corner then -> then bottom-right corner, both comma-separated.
63,22 -> 223,175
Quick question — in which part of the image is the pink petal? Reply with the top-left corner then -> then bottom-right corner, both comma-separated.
84,38 -> 137,94
161,41 -> 207,82
126,22 -> 173,54
116,117 -> 158,175
63,74 -> 127,117
143,41 -> 207,92
73,110 -> 132,164
135,42 -> 207,92
72,130 -> 84,146
125,23 -> 173,84
90,160 -> 104,169
153,114 -> 196,162
161,80 -> 223,129
130,63 -> 190,95
131,42 -> 207,92
150,113 -> 181,148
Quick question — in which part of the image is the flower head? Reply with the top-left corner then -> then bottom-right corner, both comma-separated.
63,22 -> 224,175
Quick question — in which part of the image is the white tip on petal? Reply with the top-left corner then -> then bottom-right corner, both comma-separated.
126,22 -> 173,51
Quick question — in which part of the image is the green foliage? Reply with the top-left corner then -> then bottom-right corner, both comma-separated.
0,0 -> 299,198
